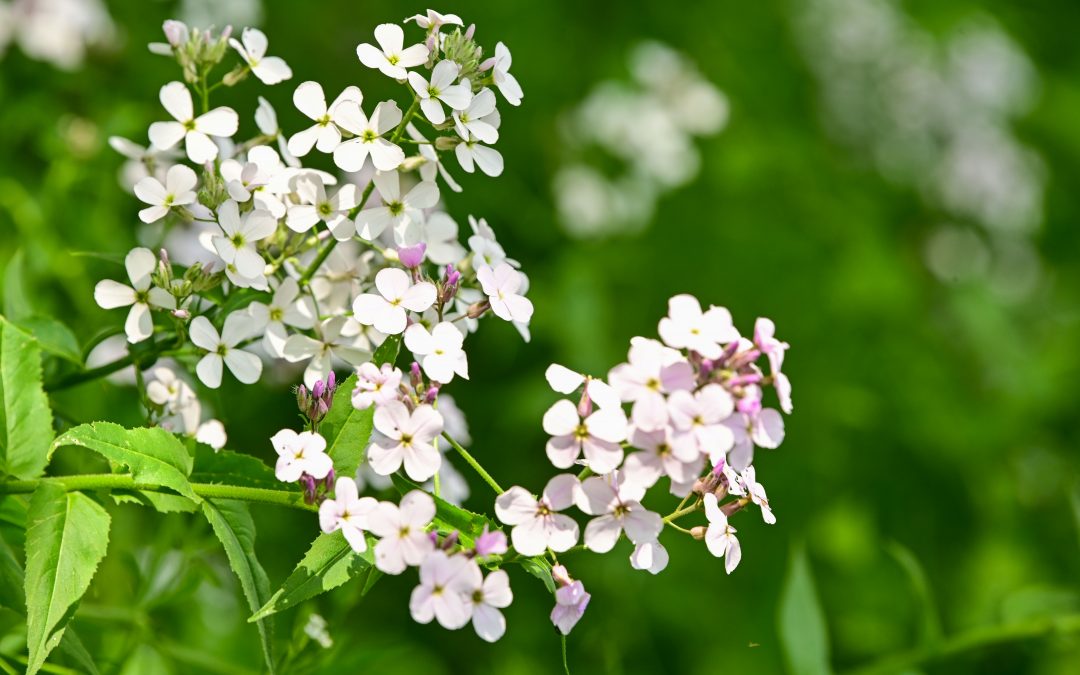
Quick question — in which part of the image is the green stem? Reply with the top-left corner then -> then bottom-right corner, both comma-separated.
441,433 -> 503,494
662,499 -> 701,524
844,613 -> 1080,675
0,474 -> 317,512
45,353 -> 137,391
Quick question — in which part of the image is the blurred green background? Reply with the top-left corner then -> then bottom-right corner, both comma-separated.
3,0 -> 1080,673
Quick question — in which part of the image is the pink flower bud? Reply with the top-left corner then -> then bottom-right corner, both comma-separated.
162,20 -> 187,47
398,243 -> 427,268
172,309 -> 190,320
464,23 -> 476,40
312,380 -> 325,400
551,564 -> 573,588
444,264 -> 461,287
474,527 -> 507,557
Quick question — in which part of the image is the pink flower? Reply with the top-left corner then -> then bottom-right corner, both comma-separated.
623,426 -> 705,495
464,567 -> 513,642
738,466 -> 776,524
576,473 -> 663,553
319,477 -> 378,553
667,384 -> 735,463
271,429 -> 333,482
494,474 -> 580,556
367,402 -> 444,481
351,362 -> 403,410
409,551 -> 474,629
657,294 -> 739,359
474,526 -> 508,557
476,262 -> 534,324
542,399 -> 627,474
353,268 -> 437,335
630,540 -> 669,575
367,490 -> 436,574
754,318 -> 793,414
608,337 -> 695,431
550,577 -> 590,635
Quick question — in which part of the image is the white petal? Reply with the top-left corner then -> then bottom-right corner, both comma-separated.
94,280 -> 136,309
196,353 -> 224,389
224,349 -> 262,384
195,107 -> 239,137
159,81 -> 193,122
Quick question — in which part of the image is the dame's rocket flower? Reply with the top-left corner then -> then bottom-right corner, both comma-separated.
229,27 -> 292,85
93,247 -> 176,343
149,81 -> 238,163
495,474 -> 580,556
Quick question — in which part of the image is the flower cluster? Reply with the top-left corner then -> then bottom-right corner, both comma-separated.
553,41 -> 728,238
95,13 -> 529,446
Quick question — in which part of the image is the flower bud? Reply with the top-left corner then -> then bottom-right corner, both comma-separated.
440,531 -> 460,551
162,20 -> 188,47
400,155 -> 426,172
398,243 -> 427,268
325,371 -> 337,396
551,564 -> 573,587
410,362 -> 424,390
466,300 -> 489,319
445,264 -> 461,287
434,136 -> 459,152
312,379 -> 324,401
721,497 -> 750,517
223,64 -> 250,87
690,526 -> 707,540
464,24 -> 476,40
301,474 -> 317,504
171,308 -> 191,320
424,383 -> 440,404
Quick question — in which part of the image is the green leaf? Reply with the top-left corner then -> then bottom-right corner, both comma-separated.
777,543 -> 832,675
2,250 -> 31,320
519,555 -> 557,594
57,628 -> 101,675
51,423 -> 200,503
112,491 -> 198,514
885,541 -> 942,647
0,316 -> 54,480
15,316 -> 82,365
250,530 -> 375,622
192,445 -> 291,491
24,484 -> 111,675
391,474 -> 493,546
321,333 -> 401,479
201,499 -> 275,674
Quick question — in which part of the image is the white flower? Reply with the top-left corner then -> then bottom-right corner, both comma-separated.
494,474 -> 580,556
353,268 -> 437,335
134,164 -> 197,223
211,200 -> 277,279
245,278 -> 316,358
476,262 -> 533,323
367,490 -> 436,574
623,426 -> 703,495
286,174 -> 361,240
657,294 -> 739,359
195,420 -> 227,450
544,363 -> 622,407
332,100 -> 405,173
367,401 -> 444,481
404,321 -> 469,384
147,366 -> 199,433
464,567 -> 513,642
455,134 -> 504,177
271,429 -> 333,482
667,384 -> 735,463
630,540 -> 669,575
576,473 -> 662,553
220,146 -> 287,217
148,81 -> 238,163
542,398 -> 627,474
319,477 -> 379,553
703,493 -> 741,574
229,27 -> 292,85
254,96 -> 299,168
409,123 -> 462,193
351,362 -> 403,410
418,212 -> 466,265
355,171 -> 439,243
486,42 -> 523,106
94,247 -> 176,343
282,316 -> 371,388
190,313 -> 263,388
738,466 -> 776,525
453,87 -> 499,144
607,336 -> 695,431
467,215 -> 517,268
356,23 -> 429,79
406,10 -> 463,31
409,551 -> 474,629
288,81 -> 362,157
408,60 -> 473,124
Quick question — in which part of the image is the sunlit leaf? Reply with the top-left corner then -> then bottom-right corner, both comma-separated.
778,542 -> 832,675
0,316 -> 54,480
886,541 -> 942,647
15,315 -> 82,365
24,484 -> 110,675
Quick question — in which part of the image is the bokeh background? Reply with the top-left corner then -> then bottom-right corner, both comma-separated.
3,0 -> 1080,673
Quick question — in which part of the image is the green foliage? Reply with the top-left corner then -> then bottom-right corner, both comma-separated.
251,530 -> 375,622
192,444 -> 288,490
51,423 -> 200,502
13,316 -> 81,365
778,543 -> 832,675
2,250 -> 30,320
23,484 -> 110,675
201,498 -> 276,674
321,333 -> 401,479
0,316 -> 54,480
886,541 -> 942,648
391,474 -> 494,546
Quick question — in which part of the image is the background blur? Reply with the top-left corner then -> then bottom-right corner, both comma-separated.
3,0 -> 1080,673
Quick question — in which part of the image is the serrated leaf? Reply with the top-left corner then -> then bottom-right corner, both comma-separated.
24,484 -> 111,675
321,334 -> 401,479
777,543 -> 832,675
0,316 -> 54,480
51,423 -> 199,503
192,445 -> 291,491
15,316 -> 82,365
112,491 -> 198,514
250,530 -> 375,622
201,499 -> 275,674
885,541 -> 942,647
3,250 -> 31,320
390,474 -> 493,546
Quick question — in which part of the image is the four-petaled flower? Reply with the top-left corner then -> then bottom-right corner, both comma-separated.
404,321 -> 470,384
288,81 -> 363,156
657,294 -> 739,359
576,473 -> 663,553
367,490 -> 436,574
229,27 -> 292,85
149,81 -> 238,163
353,267 -> 437,335
356,23 -> 429,80
333,100 -> 405,173
408,60 -> 473,125
271,428 -> 333,482
351,362 -> 404,410
703,493 -> 741,574
367,401 -> 444,481
286,174 -> 361,240
134,164 -> 197,223
476,262 -> 533,324
464,567 -> 513,642
483,42 -> 523,106
409,551 -> 474,630
94,247 -> 176,343
319,477 -> 378,553
494,474 -> 580,556
355,171 -> 439,243
211,200 -> 277,280
190,313 -> 263,388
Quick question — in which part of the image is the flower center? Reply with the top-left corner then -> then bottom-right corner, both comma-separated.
573,424 -> 589,441
472,590 -> 484,603
183,119 -> 196,131
270,307 -> 283,322
318,202 -> 332,216
388,54 -> 400,65
388,201 -> 404,216
216,344 -> 228,356
400,433 -> 413,446
646,377 -> 660,391
362,129 -> 377,142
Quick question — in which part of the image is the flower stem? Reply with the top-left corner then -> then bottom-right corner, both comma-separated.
0,474 -> 317,512
662,499 -> 701,524
297,181 -> 376,287
45,353 -> 138,391
441,432 -> 503,494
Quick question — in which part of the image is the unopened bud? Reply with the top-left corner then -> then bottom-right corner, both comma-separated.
162,20 -> 188,47
690,526 -> 707,540
312,379 -> 325,400
172,308 -> 191,320
325,371 -> 337,395
223,64 -> 249,87
296,384 -> 310,413
693,472 -> 720,495
445,264 -> 461,287
441,531 -> 460,551
424,383 -> 440,404
551,564 -> 573,587
466,300 -> 489,319
577,386 -> 593,418
400,155 -> 426,172
434,136 -> 459,152
425,34 -> 437,54
721,497 -> 751,517
464,24 -> 476,40
410,361 -> 423,389
301,474 -> 317,504
398,243 -> 427,268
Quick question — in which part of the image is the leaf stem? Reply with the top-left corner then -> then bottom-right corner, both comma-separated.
441,433 -> 503,494
0,474 -> 317,512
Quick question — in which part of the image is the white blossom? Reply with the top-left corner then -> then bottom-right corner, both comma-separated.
148,81 -> 238,163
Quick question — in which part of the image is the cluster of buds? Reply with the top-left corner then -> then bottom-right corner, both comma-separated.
296,372 -> 337,428
152,21 -> 233,85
